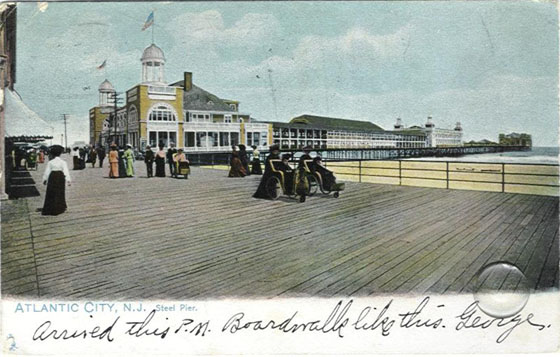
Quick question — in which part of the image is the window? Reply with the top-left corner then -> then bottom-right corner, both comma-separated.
282,128 -> 289,138
261,132 -> 267,146
247,132 -> 253,147
208,132 -> 218,147
220,132 -> 230,147
253,132 -> 260,146
185,132 -> 195,147
169,132 -> 177,146
224,115 -> 232,123
158,132 -> 169,147
229,103 -> 236,110
230,132 -> 239,146
290,129 -> 297,138
128,106 -> 138,125
148,105 -> 176,121
272,128 -> 280,137
149,132 -> 157,147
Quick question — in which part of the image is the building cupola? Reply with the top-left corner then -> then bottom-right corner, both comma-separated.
425,115 -> 435,128
454,121 -> 462,131
141,43 -> 165,84
394,117 -> 403,130
98,79 -> 114,106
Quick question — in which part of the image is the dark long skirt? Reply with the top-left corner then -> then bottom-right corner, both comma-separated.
118,158 -> 127,177
155,156 -> 166,177
251,159 -> 262,175
228,158 -> 247,177
42,171 -> 67,216
316,166 -> 336,191
73,156 -> 79,170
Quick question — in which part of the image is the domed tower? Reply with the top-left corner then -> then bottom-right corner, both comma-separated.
98,79 -> 115,106
425,115 -> 435,129
454,121 -> 462,131
141,43 -> 165,84
394,117 -> 404,130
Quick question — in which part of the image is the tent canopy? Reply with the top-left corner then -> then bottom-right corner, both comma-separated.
5,89 -> 54,138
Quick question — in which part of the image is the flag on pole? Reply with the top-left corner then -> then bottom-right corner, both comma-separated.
142,12 -> 154,31
97,59 -> 107,70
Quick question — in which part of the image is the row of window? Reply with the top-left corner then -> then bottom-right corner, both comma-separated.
147,131 -> 268,149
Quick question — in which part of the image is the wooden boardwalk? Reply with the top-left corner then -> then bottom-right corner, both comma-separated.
2,155 -> 558,299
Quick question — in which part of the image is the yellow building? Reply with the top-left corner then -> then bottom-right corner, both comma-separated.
89,43 -> 271,151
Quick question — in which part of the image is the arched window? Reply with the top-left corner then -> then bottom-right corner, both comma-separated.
128,106 -> 138,125
148,104 -> 177,122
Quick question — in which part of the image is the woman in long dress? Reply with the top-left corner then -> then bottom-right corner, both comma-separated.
313,157 -> 337,191
253,144 -> 281,199
108,145 -> 119,178
42,145 -> 71,216
238,144 -> 250,176
124,144 -> 135,177
251,145 -> 262,175
228,150 -> 247,177
155,144 -> 166,177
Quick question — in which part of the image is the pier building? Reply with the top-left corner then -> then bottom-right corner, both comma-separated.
89,43 -> 270,152
89,43 -> 462,153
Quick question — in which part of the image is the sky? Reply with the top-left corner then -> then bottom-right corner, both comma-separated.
14,1 -> 559,146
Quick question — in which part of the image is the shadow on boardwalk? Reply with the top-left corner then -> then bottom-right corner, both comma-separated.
2,155 -> 558,299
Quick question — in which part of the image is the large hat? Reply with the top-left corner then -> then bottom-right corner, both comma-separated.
303,145 -> 312,152
282,153 -> 292,160
49,145 -> 64,156
269,144 -> 280,151
126,144 -> 132,148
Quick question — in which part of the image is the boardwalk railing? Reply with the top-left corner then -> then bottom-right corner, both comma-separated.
324,160 -> 559,196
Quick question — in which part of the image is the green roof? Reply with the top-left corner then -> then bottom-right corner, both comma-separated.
290,114 -> 384,131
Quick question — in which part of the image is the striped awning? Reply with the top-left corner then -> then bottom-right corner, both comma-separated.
4,89 -> 53,138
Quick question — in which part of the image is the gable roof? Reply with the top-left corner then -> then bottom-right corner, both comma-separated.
290,114 -> 384,132
169,80 -> 234,112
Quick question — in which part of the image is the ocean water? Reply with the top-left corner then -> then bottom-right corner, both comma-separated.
406,147 -> 559,165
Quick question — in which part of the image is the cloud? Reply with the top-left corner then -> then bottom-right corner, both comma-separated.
166,10 -> 280,48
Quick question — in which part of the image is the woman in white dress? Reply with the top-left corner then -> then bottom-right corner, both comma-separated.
42,145 -> 71,216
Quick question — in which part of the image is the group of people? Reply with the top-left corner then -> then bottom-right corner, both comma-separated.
228,145 -> 262,177
143,143 -> 190,178
108,144 -> 135,178
252,145 -> 338,200
72,146 -> 106,170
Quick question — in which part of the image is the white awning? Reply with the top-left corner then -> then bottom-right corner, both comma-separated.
4,89 -> 54,137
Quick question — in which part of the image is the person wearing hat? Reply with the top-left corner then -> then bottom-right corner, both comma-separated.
118,146 -> 127,178
155,143 -> 166,177
42,145 -> 71,215
72,147 -> 80,170
298,146 -> 313,174
97,145 -> 106,168
238,144 -> 250,176
250,145 -> 262,175
90,146 -> 97,168
278,153 -> 296,195
123,144 -> 135,177
144,145 -> 154,178
166,143 -> 177,177
108,144 -> 119,178
313,156 -> 337,191
253,144 -> 281,198
173,148 -> 190,178
228,147 -> 246,178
